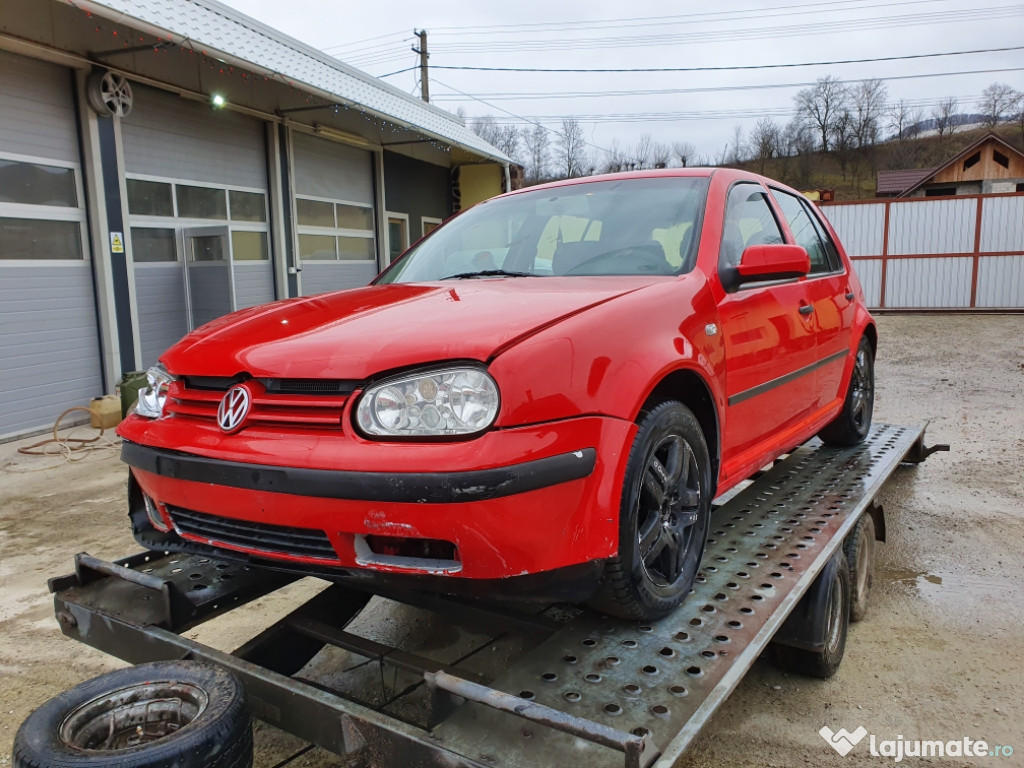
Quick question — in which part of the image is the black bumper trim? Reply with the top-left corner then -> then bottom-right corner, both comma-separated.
122,441 -> 597,504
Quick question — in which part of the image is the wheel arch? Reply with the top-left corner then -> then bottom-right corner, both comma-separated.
861,320 -> 878,355
636,368 -> 720,496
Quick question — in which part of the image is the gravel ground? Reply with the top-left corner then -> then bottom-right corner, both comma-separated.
1,315 -> 1022,767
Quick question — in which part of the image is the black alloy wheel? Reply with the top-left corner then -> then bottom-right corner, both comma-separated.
592,401 -> 712,621
637,433 -> 702,588
819,336 -> 875,446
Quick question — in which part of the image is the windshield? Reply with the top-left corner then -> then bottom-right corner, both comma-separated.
377,176 -> 709,283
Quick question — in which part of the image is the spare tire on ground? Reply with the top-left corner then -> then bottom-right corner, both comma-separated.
13,660 -> 252,768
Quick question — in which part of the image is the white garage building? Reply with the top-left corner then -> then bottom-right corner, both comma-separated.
0,0 -> 509,439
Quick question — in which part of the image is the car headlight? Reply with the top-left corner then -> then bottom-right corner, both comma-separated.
356,367 -> 499,437
134,363 -> 177,419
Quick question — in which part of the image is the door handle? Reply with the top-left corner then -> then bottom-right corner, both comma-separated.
845,292 -> 855,300
799,304 -> 815,315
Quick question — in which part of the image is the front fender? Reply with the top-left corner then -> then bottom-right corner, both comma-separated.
489,276 -> 725,428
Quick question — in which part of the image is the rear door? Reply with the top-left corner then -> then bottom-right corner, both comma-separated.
716,183 -> 820,473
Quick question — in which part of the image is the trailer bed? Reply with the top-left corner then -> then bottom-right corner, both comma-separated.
48,423 -> 943,768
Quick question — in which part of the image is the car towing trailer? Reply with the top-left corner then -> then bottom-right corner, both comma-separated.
47,423 -> 946,768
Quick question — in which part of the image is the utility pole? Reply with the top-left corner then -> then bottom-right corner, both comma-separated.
413,29 -> 429,103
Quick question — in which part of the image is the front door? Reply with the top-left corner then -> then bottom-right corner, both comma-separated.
716,183 -> 820,481
183,226 -> 234,331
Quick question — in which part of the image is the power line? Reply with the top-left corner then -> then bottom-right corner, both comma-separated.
431,77 -> 613,156
322,29 -> 410,53
430,45 -> 1024,74
379,65 -> 419,78
431,7 -> 1024,55
428,0 -> 953,33
428,66 -> 1024,102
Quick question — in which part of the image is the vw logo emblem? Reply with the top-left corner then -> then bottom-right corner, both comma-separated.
217,385 -> 252,433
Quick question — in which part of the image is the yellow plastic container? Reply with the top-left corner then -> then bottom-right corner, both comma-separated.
89,395 -> 122,429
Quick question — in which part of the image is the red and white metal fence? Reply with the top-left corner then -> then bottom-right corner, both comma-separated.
819,193 -> 1024,310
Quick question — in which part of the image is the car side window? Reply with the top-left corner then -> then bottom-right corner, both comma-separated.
769,189 -> 834,274
800,198 -> 843,272
719,184 -> 784,270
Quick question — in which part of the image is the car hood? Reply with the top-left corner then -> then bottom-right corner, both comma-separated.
161,277 -> 664,379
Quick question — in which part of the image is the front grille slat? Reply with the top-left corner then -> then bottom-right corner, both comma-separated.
169,507 -> 338,561
165,379 -> 349,431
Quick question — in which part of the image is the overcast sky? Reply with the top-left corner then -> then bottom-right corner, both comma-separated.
218,0 -> 1024,162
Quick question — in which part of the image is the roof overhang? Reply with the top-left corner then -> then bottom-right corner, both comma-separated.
54,0 -> 510,165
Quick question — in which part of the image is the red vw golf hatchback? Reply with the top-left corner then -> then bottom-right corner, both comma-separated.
118,169 -> 875,620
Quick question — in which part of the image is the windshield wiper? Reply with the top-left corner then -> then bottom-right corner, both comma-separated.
442,269 -> 537,280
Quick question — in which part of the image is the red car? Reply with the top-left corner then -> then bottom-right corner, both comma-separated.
118,169 -> 875,620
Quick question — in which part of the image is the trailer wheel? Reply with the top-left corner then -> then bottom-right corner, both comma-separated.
819,336 -> 874,446
13,661 -> 252,768
592,401 -> 712,621
771,552 -> 851,679
844,513 -> 875,622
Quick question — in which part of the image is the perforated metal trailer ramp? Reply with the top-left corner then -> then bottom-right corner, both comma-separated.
49,423 -> 941,768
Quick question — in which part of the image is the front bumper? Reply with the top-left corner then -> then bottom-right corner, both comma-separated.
121,415 -> 635,582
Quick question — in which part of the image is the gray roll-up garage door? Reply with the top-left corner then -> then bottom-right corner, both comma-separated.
0,51 -> 104,439
291,132 -> 378,295
121,86 -> 274,367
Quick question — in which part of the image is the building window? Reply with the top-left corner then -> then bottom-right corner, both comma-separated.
422,216 -> 442,237
0,159 -> 77,207
963,152 -> 981,171
296,198 -> 334,227
130,227 -> 177,262
231,230 -> 269,261
993,150 -> 1010,169
0,218 -> 83,260
296,195 -> 375,262
298,234 -> 336,260
176,184 -> 227,220
229,190 -> 267,222
127,179 -> 174,216
127,177 -> 269,263
387,214 -> 409,263
0,155 -> 86,261
924,187 -> 957,197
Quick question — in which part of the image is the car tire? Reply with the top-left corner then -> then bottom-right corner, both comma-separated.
591,401 -> 712,621
771,552 -> 851,679
844,513 -> 875,622
819,336 -> 874,447
13,661 -> 252,768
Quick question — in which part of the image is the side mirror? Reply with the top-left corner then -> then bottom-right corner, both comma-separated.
736,244 -> 810,284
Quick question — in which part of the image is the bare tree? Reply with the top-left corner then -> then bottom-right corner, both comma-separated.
1016,92 -> 1024,144
749,117 -> 781,175
931,97 -> 960,139
851,78 -> 888,149
889,99 -> 923,141
727,124 -> 747,165
601,140 -> 628,174
522,124 -> 550,184
633,133 -> 654,169
831,108 -> 856,179
672,141 -> 695,167
651,141 -> 671,169
978,82 -> 1022,128
557,118 -> 588,179
794,75 -> 848,152
470,116 -> 520,161
780,117 -> 816,187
